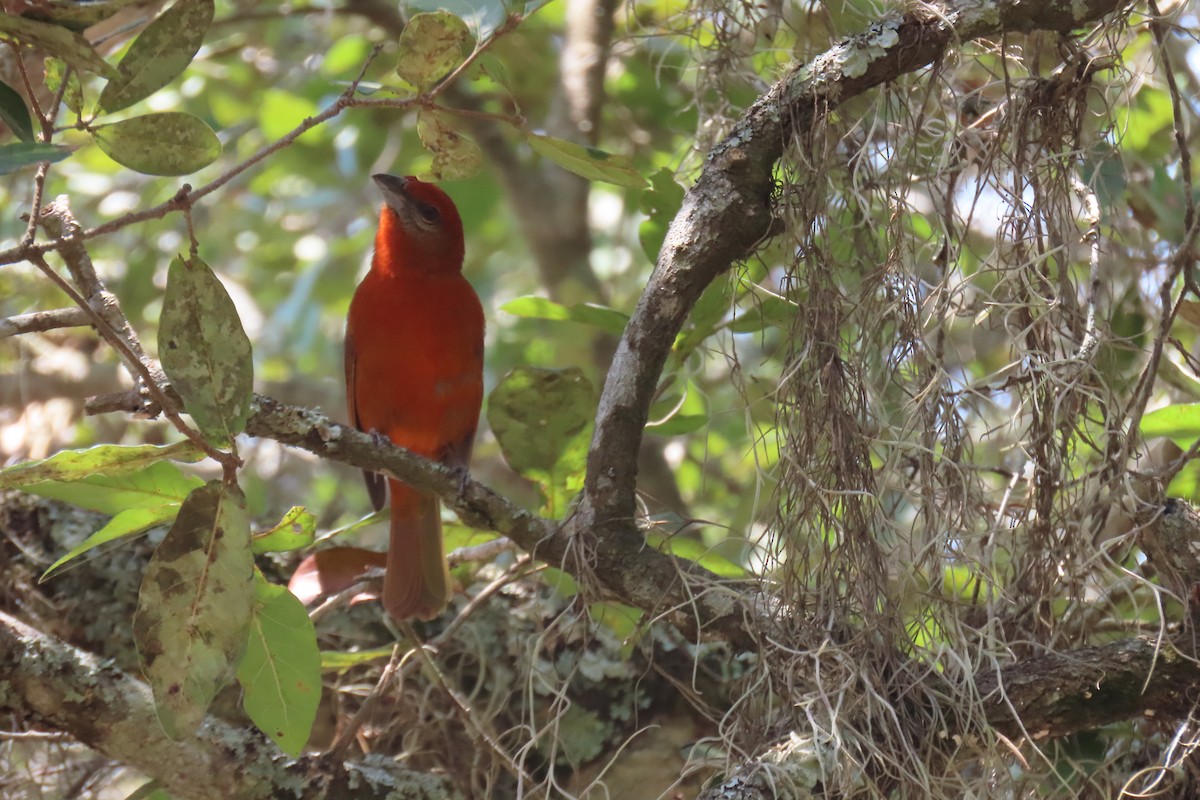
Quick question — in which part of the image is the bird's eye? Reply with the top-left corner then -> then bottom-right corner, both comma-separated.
418,204 -> 440,224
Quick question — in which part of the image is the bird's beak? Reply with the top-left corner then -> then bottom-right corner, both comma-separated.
373,173 -> 410,209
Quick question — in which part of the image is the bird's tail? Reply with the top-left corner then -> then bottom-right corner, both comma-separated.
384,479 -> 451,621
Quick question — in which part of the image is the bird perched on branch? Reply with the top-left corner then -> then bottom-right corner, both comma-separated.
344,174 -> 484,621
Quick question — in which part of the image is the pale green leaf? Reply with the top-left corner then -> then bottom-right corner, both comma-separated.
134,481 -> 254,739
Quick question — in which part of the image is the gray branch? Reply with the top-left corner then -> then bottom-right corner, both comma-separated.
0,307 -> 91,339
0,612 -> 457,800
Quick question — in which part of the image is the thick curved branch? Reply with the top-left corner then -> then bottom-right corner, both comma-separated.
0,612 -> 456,800
581,0 -> 1133,533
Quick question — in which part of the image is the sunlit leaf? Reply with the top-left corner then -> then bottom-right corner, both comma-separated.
158,255 -> 254,444
97,0 -> 215,114
134,481 -> 254,739
91,112 -> 220,176
44,57 -> 83,113
238,572 -> 320,756
20,460 -> 204,515
417,108 -> 481,180
527,132 -> 647,189
645,531 -> 744,578
320,646 -> 393,670
253,506 -> 316,554
41,506 -> 181,582
396,10 -> 473,90
1141,403 -> 1200,447
500,296 -> 629,335
0,442 -> 203,489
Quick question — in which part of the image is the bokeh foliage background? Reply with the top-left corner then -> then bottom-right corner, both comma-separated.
6,0 -> 1200,797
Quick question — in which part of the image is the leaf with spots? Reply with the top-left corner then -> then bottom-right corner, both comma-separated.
96,0 -> 215,114
158,255 -> 253,446
487,367 -> 596,516
91,112 -> 220,176
417,108 -> 481,181
134,480 -> 254,739
396,11 -> 473,91
237,571 -> 320,756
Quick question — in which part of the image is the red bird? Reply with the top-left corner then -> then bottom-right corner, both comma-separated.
344,174 -> 484,621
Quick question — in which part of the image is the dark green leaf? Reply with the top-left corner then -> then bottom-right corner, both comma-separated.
527,132 -> 647,189
0,15 -> 117,78
396,11 -> 473,91
134,481 -> 254,739
91,112 -> 220,176
158,255 -> 254,444
0,142 -> 71,174
237,572 -> 320,756
97,0 -> 215,114
0,79 -> 34,142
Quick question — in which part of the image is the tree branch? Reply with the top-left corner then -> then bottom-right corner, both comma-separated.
0,612 -> 457,800
581,0 -> 1133,540
0,307 -> 91,339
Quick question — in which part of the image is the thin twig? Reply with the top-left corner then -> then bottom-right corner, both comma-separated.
0,307 -> 91,339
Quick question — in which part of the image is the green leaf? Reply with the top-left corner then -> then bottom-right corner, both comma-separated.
729,293 -> 797,333
0,142 -> 71,174
500,296 -> 629,335
237,572 -> 320,756
24,0 -> 145,30
252,506 -> 316,554
638,167 -> 684,262
134,481 -> 254,739
158,255 -> 254,444
487,367 -> 596,515
320,646 -> 393,670
527,133 -> 647,189
645,531 -> 745,578
0,15 -> 117,78
97,0 -> 215,114
416,107 -> 481,181
20,460 -> 204,515
256,89 -> 319,142
588,602 -> 643,640
41,505 -> 182,582
674,277 -> 733,358
44,57 -> 83,113
1141,403 -> 1200,447
0,79 -> 34,142
0,442 -> 203,490
91,112 -> 220,176
396,11 -> 473,91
